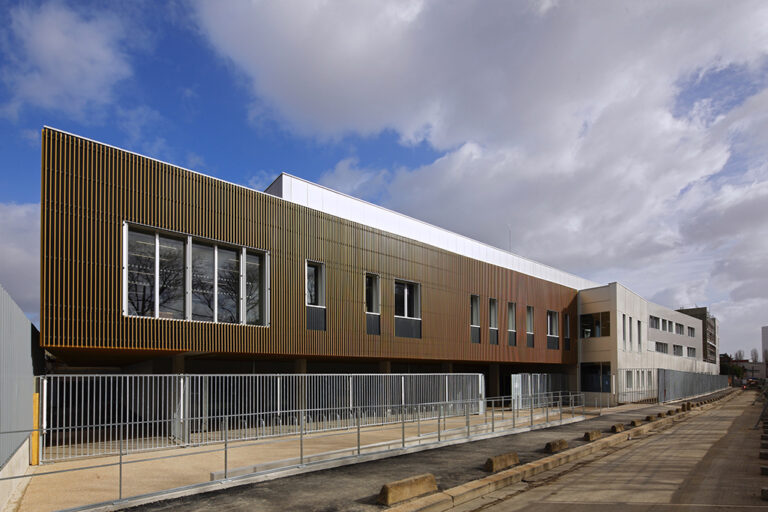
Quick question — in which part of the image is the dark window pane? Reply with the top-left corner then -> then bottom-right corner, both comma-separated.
245,252 -> 263,325
158,236 -> 185,319
127,230 -> 155,317
406,283 -> 416,318
217,248 -> 240,323
395,282 -> 405,316
192,243 -> 214,321
307,264 -> 318,306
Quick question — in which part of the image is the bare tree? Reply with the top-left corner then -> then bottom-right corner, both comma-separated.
751,348 -> 760,363
734,349 -> 745,361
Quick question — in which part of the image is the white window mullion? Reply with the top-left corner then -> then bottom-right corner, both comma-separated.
240,247 -> 246,324
122,222 -> 128,316
154,233 -> 160,318
185,236 -> 192,320
213,246 -> 218,323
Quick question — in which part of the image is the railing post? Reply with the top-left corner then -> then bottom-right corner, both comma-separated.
300,412 -> 304,466
224,417 -> 228,479
559,400 -> 562,424
438,405 -> 442,442
356,407 -> 361,456
401,405 -> 405,449
512,397 -> 516,428
491,399 -> 495,432
465,402 -> 470,438
546,399 -> 549,424
530,395 -> 534,427
118,419 -> 123,500
417,405 -> 421,437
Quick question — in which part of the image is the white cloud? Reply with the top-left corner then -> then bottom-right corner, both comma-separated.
195,1 -> 768,355
319,158 -> 391,203
1,2 -> 131,118
0,203 -> 39,321
247,170 -> 280,192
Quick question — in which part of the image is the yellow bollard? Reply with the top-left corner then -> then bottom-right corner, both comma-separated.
31,392 -> 39,465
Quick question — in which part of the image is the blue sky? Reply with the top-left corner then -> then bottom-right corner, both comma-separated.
1,1 -> 767,356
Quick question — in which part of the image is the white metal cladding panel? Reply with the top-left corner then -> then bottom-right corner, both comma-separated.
270,174 -> 599,291
0,284 -> 33,469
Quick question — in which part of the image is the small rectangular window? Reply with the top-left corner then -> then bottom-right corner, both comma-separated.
637,320 -> 641,352
191,243 -> 215,321
675,323 -> 684,335
662,319 -> 667,331
306,261 -> 325,307
395,280 -> 420,318
629,316 -> 633,349
649,316 -> 660,329
579,311 -> 610,337
245,251 -> 266,326
470,295 -> 480,326
526,306 -> 534,334
546,310 -> 559,336
688,326 -> 695,337
507,302 -> 516,331
365,273 -> 380,314
127,229 -> 156,317
626,370 -> 633,389
687,346 -> 696,357
489,299 -> 498,329
622,313 -> 626,349
673,344 -> 683,356
656,342 -> 669,354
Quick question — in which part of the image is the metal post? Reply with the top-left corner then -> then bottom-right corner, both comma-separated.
559,400 -> 562,424
546,400 -> 549,424
465,402 -> 470,438
491,399 -> 495,432
118,420 -> 123,500
401,405 -> 405,449
417,405 -> 421,437
224,418 -> 228,479
530,395 -> 534,427
438,405 -> 442,442
300,413 -> 304,466
356,408 -> 361,456
512,397 -> 516,428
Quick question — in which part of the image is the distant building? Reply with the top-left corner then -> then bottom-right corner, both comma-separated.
676,307 -> 719,365
763,326 -> 768,362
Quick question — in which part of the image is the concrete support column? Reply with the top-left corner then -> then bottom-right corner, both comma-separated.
293,358 -> 307,374
489,364 -> 500,398
172,354 -> 185,374
378,360 -> 391,374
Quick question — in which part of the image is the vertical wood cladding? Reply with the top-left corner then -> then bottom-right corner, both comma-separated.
40,128 -> 578,365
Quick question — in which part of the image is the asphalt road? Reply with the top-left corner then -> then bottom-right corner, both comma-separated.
129,391 -> 739,512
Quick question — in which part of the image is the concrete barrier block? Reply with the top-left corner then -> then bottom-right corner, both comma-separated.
656,412 -> 664,418
760,451 -> 768,460
545,439 -> 568,453
484,452 -> 520,472
667,410 -> 674,416
378,473 -> 438,506
583,430 -> 602,442
631,419 -> 642,427
645,416 -> 655,422
675,408 -> 681,413
611,423 -> 625,433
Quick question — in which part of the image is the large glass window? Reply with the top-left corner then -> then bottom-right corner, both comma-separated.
158,235 -> 185,319
306,261 -> 325,306
191,243 -> 215,321
395,280 -> 420,318
217,248 -> 240,323
580,312 -> 611,338
245,251 -> 264,325
365,274 -> 380,314
127,229 -> 156,317
470,295 -> 479,326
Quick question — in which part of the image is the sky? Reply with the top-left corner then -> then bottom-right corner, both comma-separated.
0,0 -> 767,357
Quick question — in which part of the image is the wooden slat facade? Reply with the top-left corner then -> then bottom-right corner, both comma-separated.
40,128 -> 578,367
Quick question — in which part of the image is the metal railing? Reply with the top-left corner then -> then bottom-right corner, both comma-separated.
37,373 -> 484,462
1,391 -> 586,512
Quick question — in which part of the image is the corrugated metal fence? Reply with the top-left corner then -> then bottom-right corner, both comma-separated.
616,368 -> 658,404
658,369 -> 728,403
38,373 -> 484,462
0,284 -> 33,470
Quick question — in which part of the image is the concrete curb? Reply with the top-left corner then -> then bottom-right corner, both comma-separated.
388,389 -> 738,511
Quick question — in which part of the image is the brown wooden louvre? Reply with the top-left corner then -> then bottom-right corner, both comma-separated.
40,127 -> 577,365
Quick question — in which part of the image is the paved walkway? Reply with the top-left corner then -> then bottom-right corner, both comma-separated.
460,390 -> 765,511
124,392 -> 736,512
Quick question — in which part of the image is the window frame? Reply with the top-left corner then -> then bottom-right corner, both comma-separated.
470,294 -> 480,327
122,222 -> 270,327
394,279 -> 421,320
305,260 -> 326,308
526,306 -> 534,334
364,272 -> 381,315
546,310 -> 559,337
